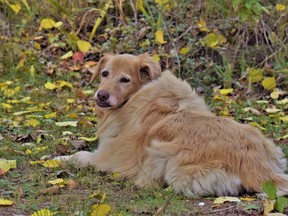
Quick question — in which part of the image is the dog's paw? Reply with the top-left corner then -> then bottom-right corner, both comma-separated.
54,155 -> 73,162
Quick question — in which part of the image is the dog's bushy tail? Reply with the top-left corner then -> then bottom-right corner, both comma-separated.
272,174 -> 288,196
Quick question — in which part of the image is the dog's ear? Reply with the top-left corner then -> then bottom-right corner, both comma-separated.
137,53 -> 161,84
88,54 -> 113,85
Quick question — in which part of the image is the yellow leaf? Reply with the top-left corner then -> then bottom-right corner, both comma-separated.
1,103 -> 13,110
265,108 -> 281,113
25,149 -> 32,154
31,208 -> 55,216
9,4 -> 21,13
4,88 -> 15,97
42,160 -> 61,168
263,199 -> 276,215
53,21 -> 63,28
240,197 -> 256,201
66,99 -> 75,103
112,172 -> 121,179
45,82 -> 56,90
280,116 -> 288,123
67,112 -> 78,119
0,160 -> 16,172
47,178 -> 65,186
40,18 -> 56,29
249,122 -> 266,131
247,68 -> 263,83
79,135 -> 98,142
77,40 -> 91,53
276,98 -> 288,105
276,4 -> 285,11
270,89 -> 280,99
214,196 -> 241,204
30,65 -> 35,80
136,0 -> 144,11
179,46 -> 190,55
262,77 -> 276,90
55,121 -> 78,127
200,32 -> 226,48
37,134 -> 42,144
44,112 -> 57,119
197,19 -> 209,32
16,56 -> 25,69
91,204 -> 111,216
155,30 -> 167,44
29,160 -> 45,165
152,53 -> 160,62
0,198 -> 13,206
24,119 -> 40,127
60,51 -> 73,60
219,88 -> 233,96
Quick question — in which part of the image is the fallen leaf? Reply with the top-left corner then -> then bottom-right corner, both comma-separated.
77,40 -> 91,53
219,88 -> 233,96
247,68 -> 263,83
263,199 -> 276,215
0,160 -> 17,172
243,107 -> 261,115
47,178 -> 65,186
197,19 -> 209,32
265,108 -> 281,113
24,119 -> 40,127
280,116 -> 288,123
31,208 -> 55,216
0,198 -> 13,206
56,121 -> 78,127
66,179 -> 78,189
72,52 -> 85,63
249,122 -> 266,131
42,160 -> 61,168
79,135 -> 98,142
262,77 -> 276,90
44,112 -> 57,119
276,4 -> 285,11
40,18 -> 56,29
90,204 -> 111,216
214,196 -> 241,204
155,30 -> 167,44
60,51 -> 73,60
179,46 -> 190,55
9,4 -> 21,13
240,197 -> 256,201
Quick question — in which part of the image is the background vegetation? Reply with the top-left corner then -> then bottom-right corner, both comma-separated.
0,0 -> 287,215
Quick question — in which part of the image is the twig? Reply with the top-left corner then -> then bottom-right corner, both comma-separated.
154,197 -> 170,216
210,205 -> 234,213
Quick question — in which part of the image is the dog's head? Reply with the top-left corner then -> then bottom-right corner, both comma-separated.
89,53 -> 161,109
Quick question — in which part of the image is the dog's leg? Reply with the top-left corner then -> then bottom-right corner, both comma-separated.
55,151 -> 96,167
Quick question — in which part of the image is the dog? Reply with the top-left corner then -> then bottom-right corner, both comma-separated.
56,53 -> 288,197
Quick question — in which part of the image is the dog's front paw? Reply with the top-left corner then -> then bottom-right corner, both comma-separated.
54,155 -> 73,162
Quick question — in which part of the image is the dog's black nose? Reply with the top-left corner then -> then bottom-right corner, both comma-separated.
97,90 -> 109,101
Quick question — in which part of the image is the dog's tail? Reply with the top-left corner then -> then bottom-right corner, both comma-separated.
272,174 -> 288,196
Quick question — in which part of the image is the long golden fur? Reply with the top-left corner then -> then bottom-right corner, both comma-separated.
57,54 -> 288,197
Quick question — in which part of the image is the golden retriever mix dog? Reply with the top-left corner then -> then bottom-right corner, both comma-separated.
57,53 -> 288,197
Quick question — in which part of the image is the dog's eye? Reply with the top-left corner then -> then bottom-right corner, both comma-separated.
120,77 -> 130,83
102,71 -> 109,77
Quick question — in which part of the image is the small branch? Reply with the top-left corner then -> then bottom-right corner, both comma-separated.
154,197 -> 170,216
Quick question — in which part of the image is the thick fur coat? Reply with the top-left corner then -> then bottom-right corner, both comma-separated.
57,54 -> 288,197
